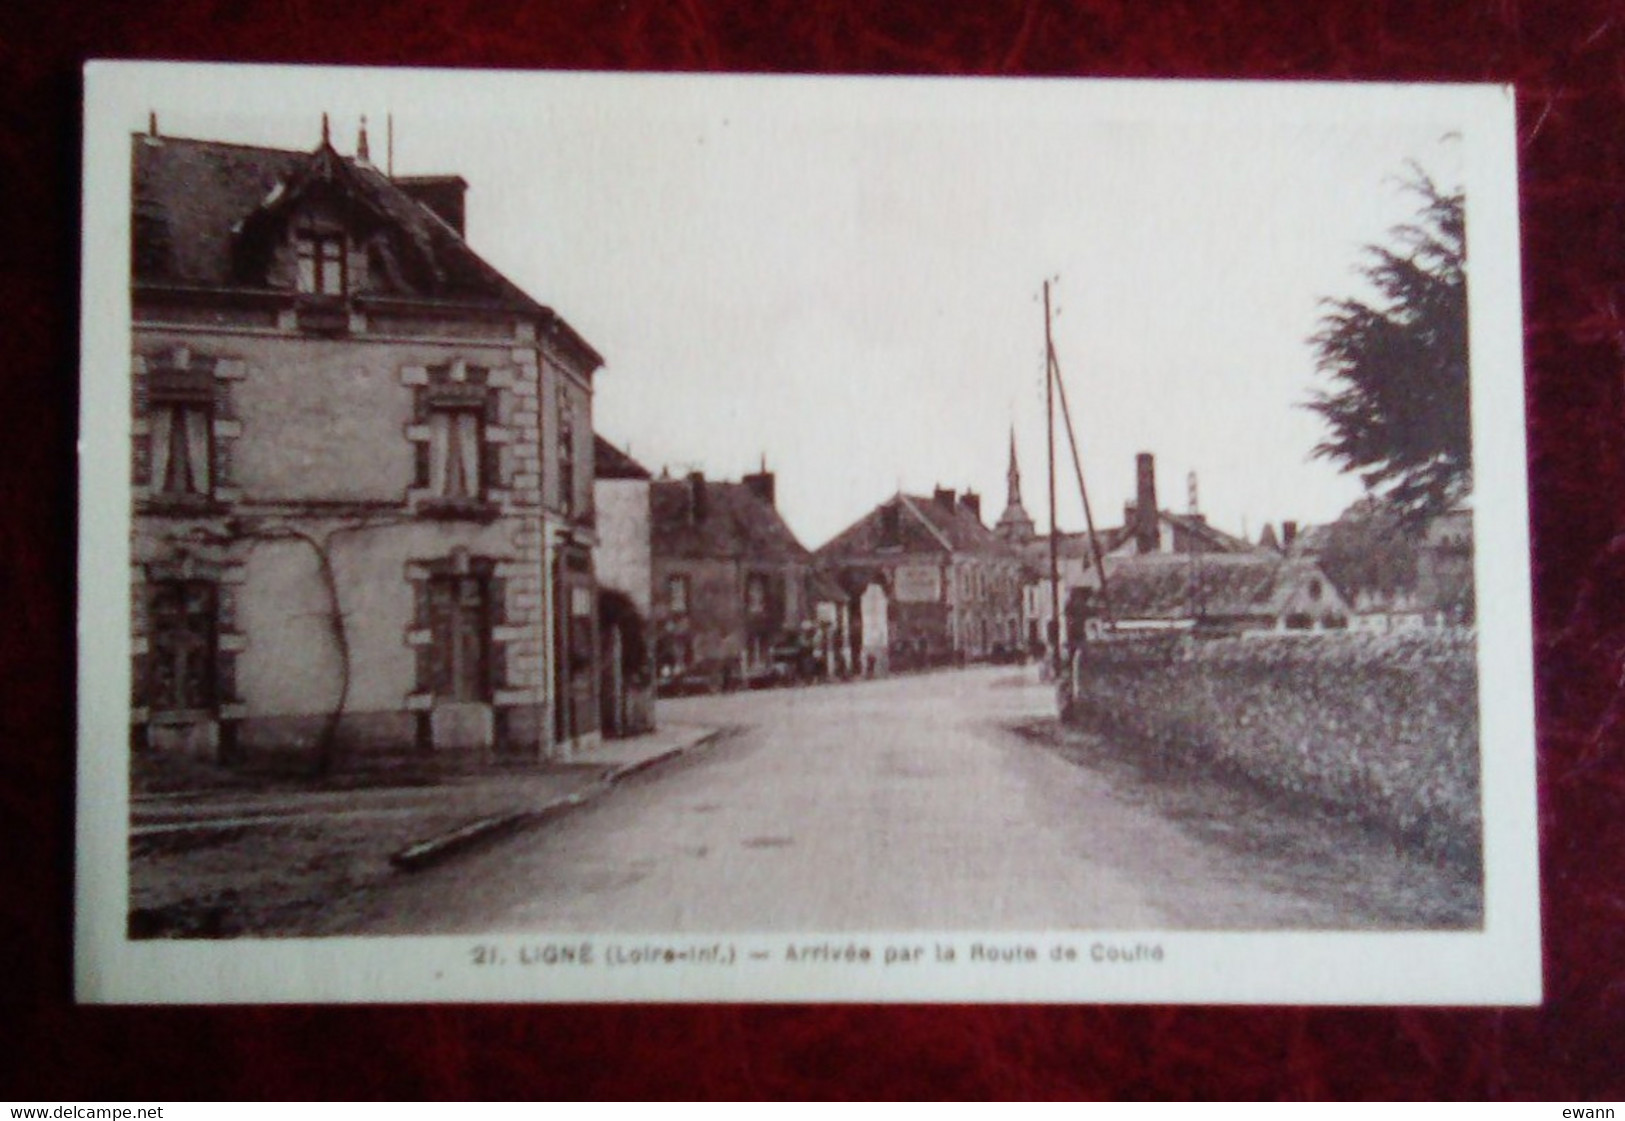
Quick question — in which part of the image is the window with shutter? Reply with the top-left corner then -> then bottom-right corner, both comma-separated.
296,232 -> 346,296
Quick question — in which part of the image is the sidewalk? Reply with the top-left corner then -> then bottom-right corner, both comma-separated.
128,722 -> 721,937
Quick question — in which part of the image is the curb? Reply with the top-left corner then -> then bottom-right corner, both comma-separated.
602,728 -> 723,784
389,727 -> 723,872
389,791 -> 589,871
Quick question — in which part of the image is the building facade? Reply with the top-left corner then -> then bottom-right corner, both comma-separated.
1290,499 -> 1475,633
129,121 -> 605,772
1018,452 -> 1336,648
650,469 -> 820,690
593,436 -> 656,735
817,488 -> 1025,671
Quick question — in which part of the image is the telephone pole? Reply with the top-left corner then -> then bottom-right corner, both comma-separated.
1045,281 -> 1061,675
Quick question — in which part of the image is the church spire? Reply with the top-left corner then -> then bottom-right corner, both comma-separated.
995,427 -> 1037,544
1006,425 -> 1022,508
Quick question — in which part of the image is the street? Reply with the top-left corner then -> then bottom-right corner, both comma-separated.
311,665 -> 1479,935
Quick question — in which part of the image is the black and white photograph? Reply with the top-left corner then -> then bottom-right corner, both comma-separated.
77,63 -> 1538,1004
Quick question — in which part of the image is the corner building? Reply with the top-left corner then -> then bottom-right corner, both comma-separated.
129,123 -> 605,771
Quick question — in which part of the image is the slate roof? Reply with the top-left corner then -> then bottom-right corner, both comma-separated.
816,494 -> 1023,562
1097,553 -> 1343,622
650,478 -> 811,563
1157,511 -> 1257,554
594,435 -> 651,481
1020,510 -> 1257,569
131,132 -> 599,365
1018,530 -> 1111,570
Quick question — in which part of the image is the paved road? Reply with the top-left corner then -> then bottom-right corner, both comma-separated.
318,665 -> 1463,934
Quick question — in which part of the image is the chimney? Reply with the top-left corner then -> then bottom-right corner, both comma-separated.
687,471 -> 707,523
1135,452 -> 1159,555
1282,520 -> 1298,551
933,486 -> 956,513
959,489 -> 982,523
396,175 -> 469,236
743,468 -> 776,508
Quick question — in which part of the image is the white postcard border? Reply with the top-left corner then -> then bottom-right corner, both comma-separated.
77,63 -> 1540,1005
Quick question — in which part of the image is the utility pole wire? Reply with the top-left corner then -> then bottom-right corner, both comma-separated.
1048,335 -> 1113,626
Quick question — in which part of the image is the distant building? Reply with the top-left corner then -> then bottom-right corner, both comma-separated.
817,487 -> 1025,671
1020,451 -> 1264,650
1288,499 -> 1475,633
1089,552 -> 1351,634
650,468 -> 819,689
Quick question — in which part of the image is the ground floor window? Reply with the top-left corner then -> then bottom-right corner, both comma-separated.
428,574 -> 491,701
149,580 -> 217,711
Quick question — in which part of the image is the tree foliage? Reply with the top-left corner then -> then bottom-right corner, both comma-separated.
1306,170 -> 1470,525
1314,495 -> 1419,599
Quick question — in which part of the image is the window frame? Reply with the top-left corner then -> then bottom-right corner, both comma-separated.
147,578 -> 219,714
745,573 -> 768,618
142,363 -> 219,508
426,572 -> 493,703
556,385 -> 577,518
295,231 -> 347,297
410,367 -> 502,516
667,573 -> 690,616
427,403 -> 486,502
151,397 -> 214,500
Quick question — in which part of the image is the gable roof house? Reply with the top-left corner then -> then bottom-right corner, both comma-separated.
817,487 -> 1026,671
1285,499 -> 1475,633
1017,451 -> 1269,652
1089,553 -> 1351,634
129,119 -> 607,777
649,468 -> 819,689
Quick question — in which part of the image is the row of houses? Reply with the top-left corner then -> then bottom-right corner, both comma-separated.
1006,449 -> 1475,651
624,432 -> 1472,698
128,121 -> 1473,781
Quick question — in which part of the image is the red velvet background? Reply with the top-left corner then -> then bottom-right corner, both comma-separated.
3,0 -> 1623,1101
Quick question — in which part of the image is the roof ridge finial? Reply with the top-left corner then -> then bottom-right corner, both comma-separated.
357,114 -> 370,162
320,112 -> 331,147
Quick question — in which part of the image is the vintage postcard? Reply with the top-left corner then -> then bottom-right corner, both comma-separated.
77,62 -> 1539,1003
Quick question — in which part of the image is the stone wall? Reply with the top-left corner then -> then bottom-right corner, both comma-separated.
1062,631 -> 1482,864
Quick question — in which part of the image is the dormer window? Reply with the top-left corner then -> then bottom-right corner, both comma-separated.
296,232 -> 345,296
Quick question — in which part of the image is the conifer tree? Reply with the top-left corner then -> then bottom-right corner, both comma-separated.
1306,171 -> 1470,524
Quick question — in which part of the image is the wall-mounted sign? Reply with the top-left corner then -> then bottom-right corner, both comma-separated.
893,564 -> 942,603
